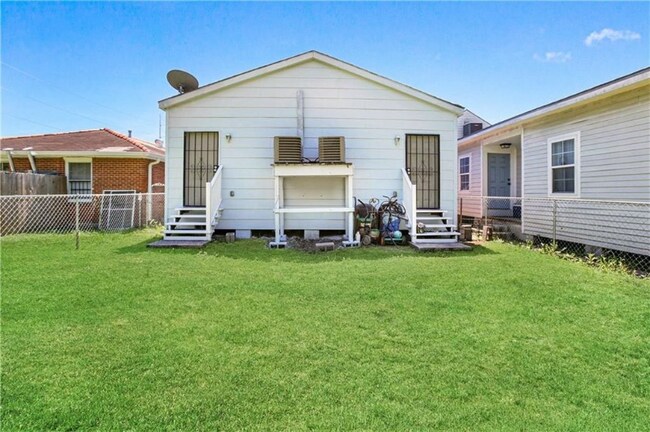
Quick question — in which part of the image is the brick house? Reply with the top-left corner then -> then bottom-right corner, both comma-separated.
0,129 -> 165,195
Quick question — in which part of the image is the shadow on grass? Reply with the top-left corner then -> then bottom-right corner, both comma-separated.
116,236 -> 498,263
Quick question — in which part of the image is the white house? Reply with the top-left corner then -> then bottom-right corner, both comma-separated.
458,67 -> 650,256
158,51 -> 465,246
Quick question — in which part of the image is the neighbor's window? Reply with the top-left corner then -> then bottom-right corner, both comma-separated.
549,133 -> 579,194
67,161 -> 92,196
459,156 -> 470,191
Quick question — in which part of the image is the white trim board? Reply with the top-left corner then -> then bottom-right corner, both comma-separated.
547,131 -> 581,198
459,153 -> 471,191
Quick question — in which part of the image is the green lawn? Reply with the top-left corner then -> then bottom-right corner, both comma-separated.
2,230 -> 649,431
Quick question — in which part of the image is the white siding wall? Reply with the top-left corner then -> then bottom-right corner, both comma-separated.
457,143 -> 482,218
522,84 -> 650,255
165,60 -> 458,231
523,85 -> 650,200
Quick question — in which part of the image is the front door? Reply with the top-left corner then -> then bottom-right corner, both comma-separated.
487,153 -> 510,209
405,134 -> 440,209
183,132 -> 219,207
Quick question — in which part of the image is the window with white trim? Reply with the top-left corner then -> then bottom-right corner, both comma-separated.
549,134 -> 578,194
67,161 -> 92,196
459,156 -> 470,191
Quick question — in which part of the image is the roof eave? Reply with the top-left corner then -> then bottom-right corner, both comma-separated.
458,68 -> 650,146
0,150 -> 165,161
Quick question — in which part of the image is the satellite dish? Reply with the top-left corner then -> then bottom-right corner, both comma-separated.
166,69 -> 199,94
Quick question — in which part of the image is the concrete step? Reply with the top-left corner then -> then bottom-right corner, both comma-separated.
162,236 -> 210,242
410,241 -> 472,250
149,239 -> 210,248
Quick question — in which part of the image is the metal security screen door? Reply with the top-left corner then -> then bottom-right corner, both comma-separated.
406,134 -> 440,209
487,153 -> 511,209
184,132 -> 219,207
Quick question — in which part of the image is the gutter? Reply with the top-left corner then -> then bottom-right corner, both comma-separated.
0,150 -> 164,161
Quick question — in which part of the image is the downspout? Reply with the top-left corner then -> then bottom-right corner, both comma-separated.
147,160 -> 161,221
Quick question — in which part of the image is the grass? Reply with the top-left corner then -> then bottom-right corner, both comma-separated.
2,229 -> 649,431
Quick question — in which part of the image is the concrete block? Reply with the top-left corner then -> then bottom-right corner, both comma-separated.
304,229 -> 320,240
236,229 -> 252,239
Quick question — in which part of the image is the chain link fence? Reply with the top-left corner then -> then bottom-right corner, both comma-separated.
458,195 -> 650,272
0,192 -> 165,236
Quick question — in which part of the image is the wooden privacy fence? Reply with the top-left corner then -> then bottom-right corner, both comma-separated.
0,172 -> 67,195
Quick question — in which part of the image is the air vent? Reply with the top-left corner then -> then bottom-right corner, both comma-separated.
318,136 -> 345,163
274,136 -> 302,163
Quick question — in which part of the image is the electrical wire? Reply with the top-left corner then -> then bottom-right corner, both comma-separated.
1,61 -> 139,119
1,86 -> 111,127
3,113 -> 64,132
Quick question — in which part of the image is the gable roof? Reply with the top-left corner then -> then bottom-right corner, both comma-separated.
0,129 -> 165,159
459,66 -> 650,145
159,50 -> 464,114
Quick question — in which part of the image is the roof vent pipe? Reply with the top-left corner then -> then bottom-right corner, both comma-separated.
128,130 -> 132,138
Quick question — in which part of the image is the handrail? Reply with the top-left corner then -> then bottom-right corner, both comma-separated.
401,168 -> 417,237
205,165 -> 223,233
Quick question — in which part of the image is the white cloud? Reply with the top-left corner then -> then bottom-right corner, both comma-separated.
585,28 -> 641,46
534,51 -> 572,63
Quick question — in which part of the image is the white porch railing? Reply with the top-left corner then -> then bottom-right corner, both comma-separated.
401,168 -> 417,237
205,165 -> 223,233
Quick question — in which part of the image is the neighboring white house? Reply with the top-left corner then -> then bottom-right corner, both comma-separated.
457,109 -> 491,139
159,51 -> 465,246
458,67 -> 650,256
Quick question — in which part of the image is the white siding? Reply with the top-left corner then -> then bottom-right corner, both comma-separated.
522,84 -> 650,255
523,85 -> 650,200
457,143 -> 482,218
165,60 -> 458,231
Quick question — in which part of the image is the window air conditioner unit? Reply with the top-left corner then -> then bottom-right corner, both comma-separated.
274,136 -> 302,163
463,122 -> 483,137
318,136 -> 346,163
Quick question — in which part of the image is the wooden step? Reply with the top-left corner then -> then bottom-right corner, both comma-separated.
417,209 -> 447,214
414,231 -> 460,237
164,229 -> 210,235
421,224 -> 456,229
170,214 -> 206,219
174,207 -> 206,212
411,239 -> 467,245
166,222 -> 207,228
416,216 -> 447,221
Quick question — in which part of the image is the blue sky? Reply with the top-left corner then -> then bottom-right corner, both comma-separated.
2,1 -> 648,142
